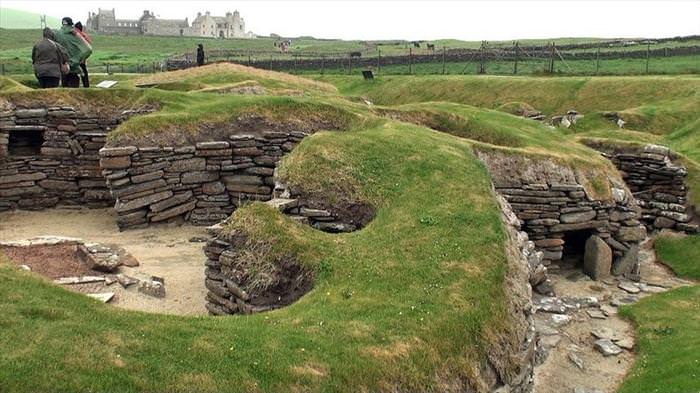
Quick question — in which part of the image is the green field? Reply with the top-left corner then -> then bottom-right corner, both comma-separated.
0,65 -> 699,392
1,25 -> 699,76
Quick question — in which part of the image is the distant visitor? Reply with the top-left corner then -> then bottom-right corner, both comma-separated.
31,27 -> 69,89
197,44 -> 205,66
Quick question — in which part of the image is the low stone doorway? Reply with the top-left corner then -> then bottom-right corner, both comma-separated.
561,229 -> 594,267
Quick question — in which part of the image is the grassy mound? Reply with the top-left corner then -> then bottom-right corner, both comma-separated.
655,235 -> 700,280
0,76 -> 366,147
134,63 -> 337,95
0,75 -> 31,94
0,120 -> 518,392
322,75 -> 700,134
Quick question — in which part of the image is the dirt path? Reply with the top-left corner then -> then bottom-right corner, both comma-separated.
532,239 -> 693,393
0,208 -> 209,316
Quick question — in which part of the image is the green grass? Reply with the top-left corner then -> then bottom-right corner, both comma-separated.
618,284 -> 700,393
0,120 -> 517,392
1,68 -> 699,391
1,27 -> 698,76
294,55 -> 700,76
655,235 -> 700,280
617,235 -> 699,393
0,8 -> 60,29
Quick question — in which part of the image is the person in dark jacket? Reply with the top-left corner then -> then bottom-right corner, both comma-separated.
74,22 -> 91,87
32,27 -> 69,88
196,44 -> 205,66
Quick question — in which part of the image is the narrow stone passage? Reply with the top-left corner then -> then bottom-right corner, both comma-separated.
532,238 -> 693,393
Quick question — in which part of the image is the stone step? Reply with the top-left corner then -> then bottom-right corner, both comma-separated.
265,198 -> 298,212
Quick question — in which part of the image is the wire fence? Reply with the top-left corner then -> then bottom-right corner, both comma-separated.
164,41 -> 700,76
2,38 -> 699,77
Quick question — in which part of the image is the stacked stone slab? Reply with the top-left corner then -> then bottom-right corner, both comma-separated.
601,144 -> 697,234
477,151 -> 646,279
0,105 -> 137,211
99,131 -> 307,230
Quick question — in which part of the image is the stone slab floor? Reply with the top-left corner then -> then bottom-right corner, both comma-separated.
0,208 -> 208,315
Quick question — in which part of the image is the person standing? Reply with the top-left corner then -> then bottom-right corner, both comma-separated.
53,17 -> 92,88
31,28 -> 69,88
74,21 -> 92,87
196,44 -> 205,66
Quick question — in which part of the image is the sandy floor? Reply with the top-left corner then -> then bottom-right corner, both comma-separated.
0,208 -> 209,316
532,239 -> 693,393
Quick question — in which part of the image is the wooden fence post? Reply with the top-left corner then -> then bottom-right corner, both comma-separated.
595,46 -> 600,75
645,42 -> 650,74
321,55 -> 325,75
442,47 -> 446,74
478,41 -> 486,74
377,48 -> 381,74
513,41 -> 519,74
548,42 -> 555,73
409,47 -> 413,75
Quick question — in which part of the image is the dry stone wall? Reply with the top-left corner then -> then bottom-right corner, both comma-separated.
594,144 -> 697,234
99,132 -> 307,230
476,151 -> 646,286
0,105 -> 137,211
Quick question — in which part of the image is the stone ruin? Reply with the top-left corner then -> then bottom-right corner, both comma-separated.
0,106 -> 146,211
584,142 -> 697,234
1,101 -> 696,317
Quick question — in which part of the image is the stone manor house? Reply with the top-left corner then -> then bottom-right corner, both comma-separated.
85,9 -> 254,39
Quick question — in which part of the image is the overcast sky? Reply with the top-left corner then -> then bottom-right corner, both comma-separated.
2,0 -> 699,40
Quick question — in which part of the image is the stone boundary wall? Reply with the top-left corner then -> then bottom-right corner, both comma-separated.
0,106 -> 133,211
99,131 -> 307,230
595,144 -> 697,234
476,151 -> 646,285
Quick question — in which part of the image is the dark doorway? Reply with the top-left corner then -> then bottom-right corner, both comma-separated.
561,229 -> 594,267
8,130 -> 44,156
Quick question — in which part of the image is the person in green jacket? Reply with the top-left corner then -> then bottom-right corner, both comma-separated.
53,17 -> 92,88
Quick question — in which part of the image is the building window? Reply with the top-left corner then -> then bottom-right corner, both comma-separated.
8,130 -> 44,156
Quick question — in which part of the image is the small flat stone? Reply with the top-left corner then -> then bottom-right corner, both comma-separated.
574,387 -> 604,393
87,292 -> 114,303
54,276 -> 105,285
586,309 -> 607,319
615,337 -> 635,350
591,327 -> 622,341
117,274 -> 139,288
594,338 -> 622,356
535,297 -> 568,314
19,265 -> 31,271
139,280 -> 165,298
639,283 -> 667,293
618,282 -> 641,294
600,305 -> 617,316
568,352 -> 585,370
611,295 -> 639,307
551,314 -> 571,327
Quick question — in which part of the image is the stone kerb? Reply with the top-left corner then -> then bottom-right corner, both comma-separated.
99,131 -> 307,230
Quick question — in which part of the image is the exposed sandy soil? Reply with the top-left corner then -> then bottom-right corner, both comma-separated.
0,208 -> 209,316
533,239 -> 693,393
